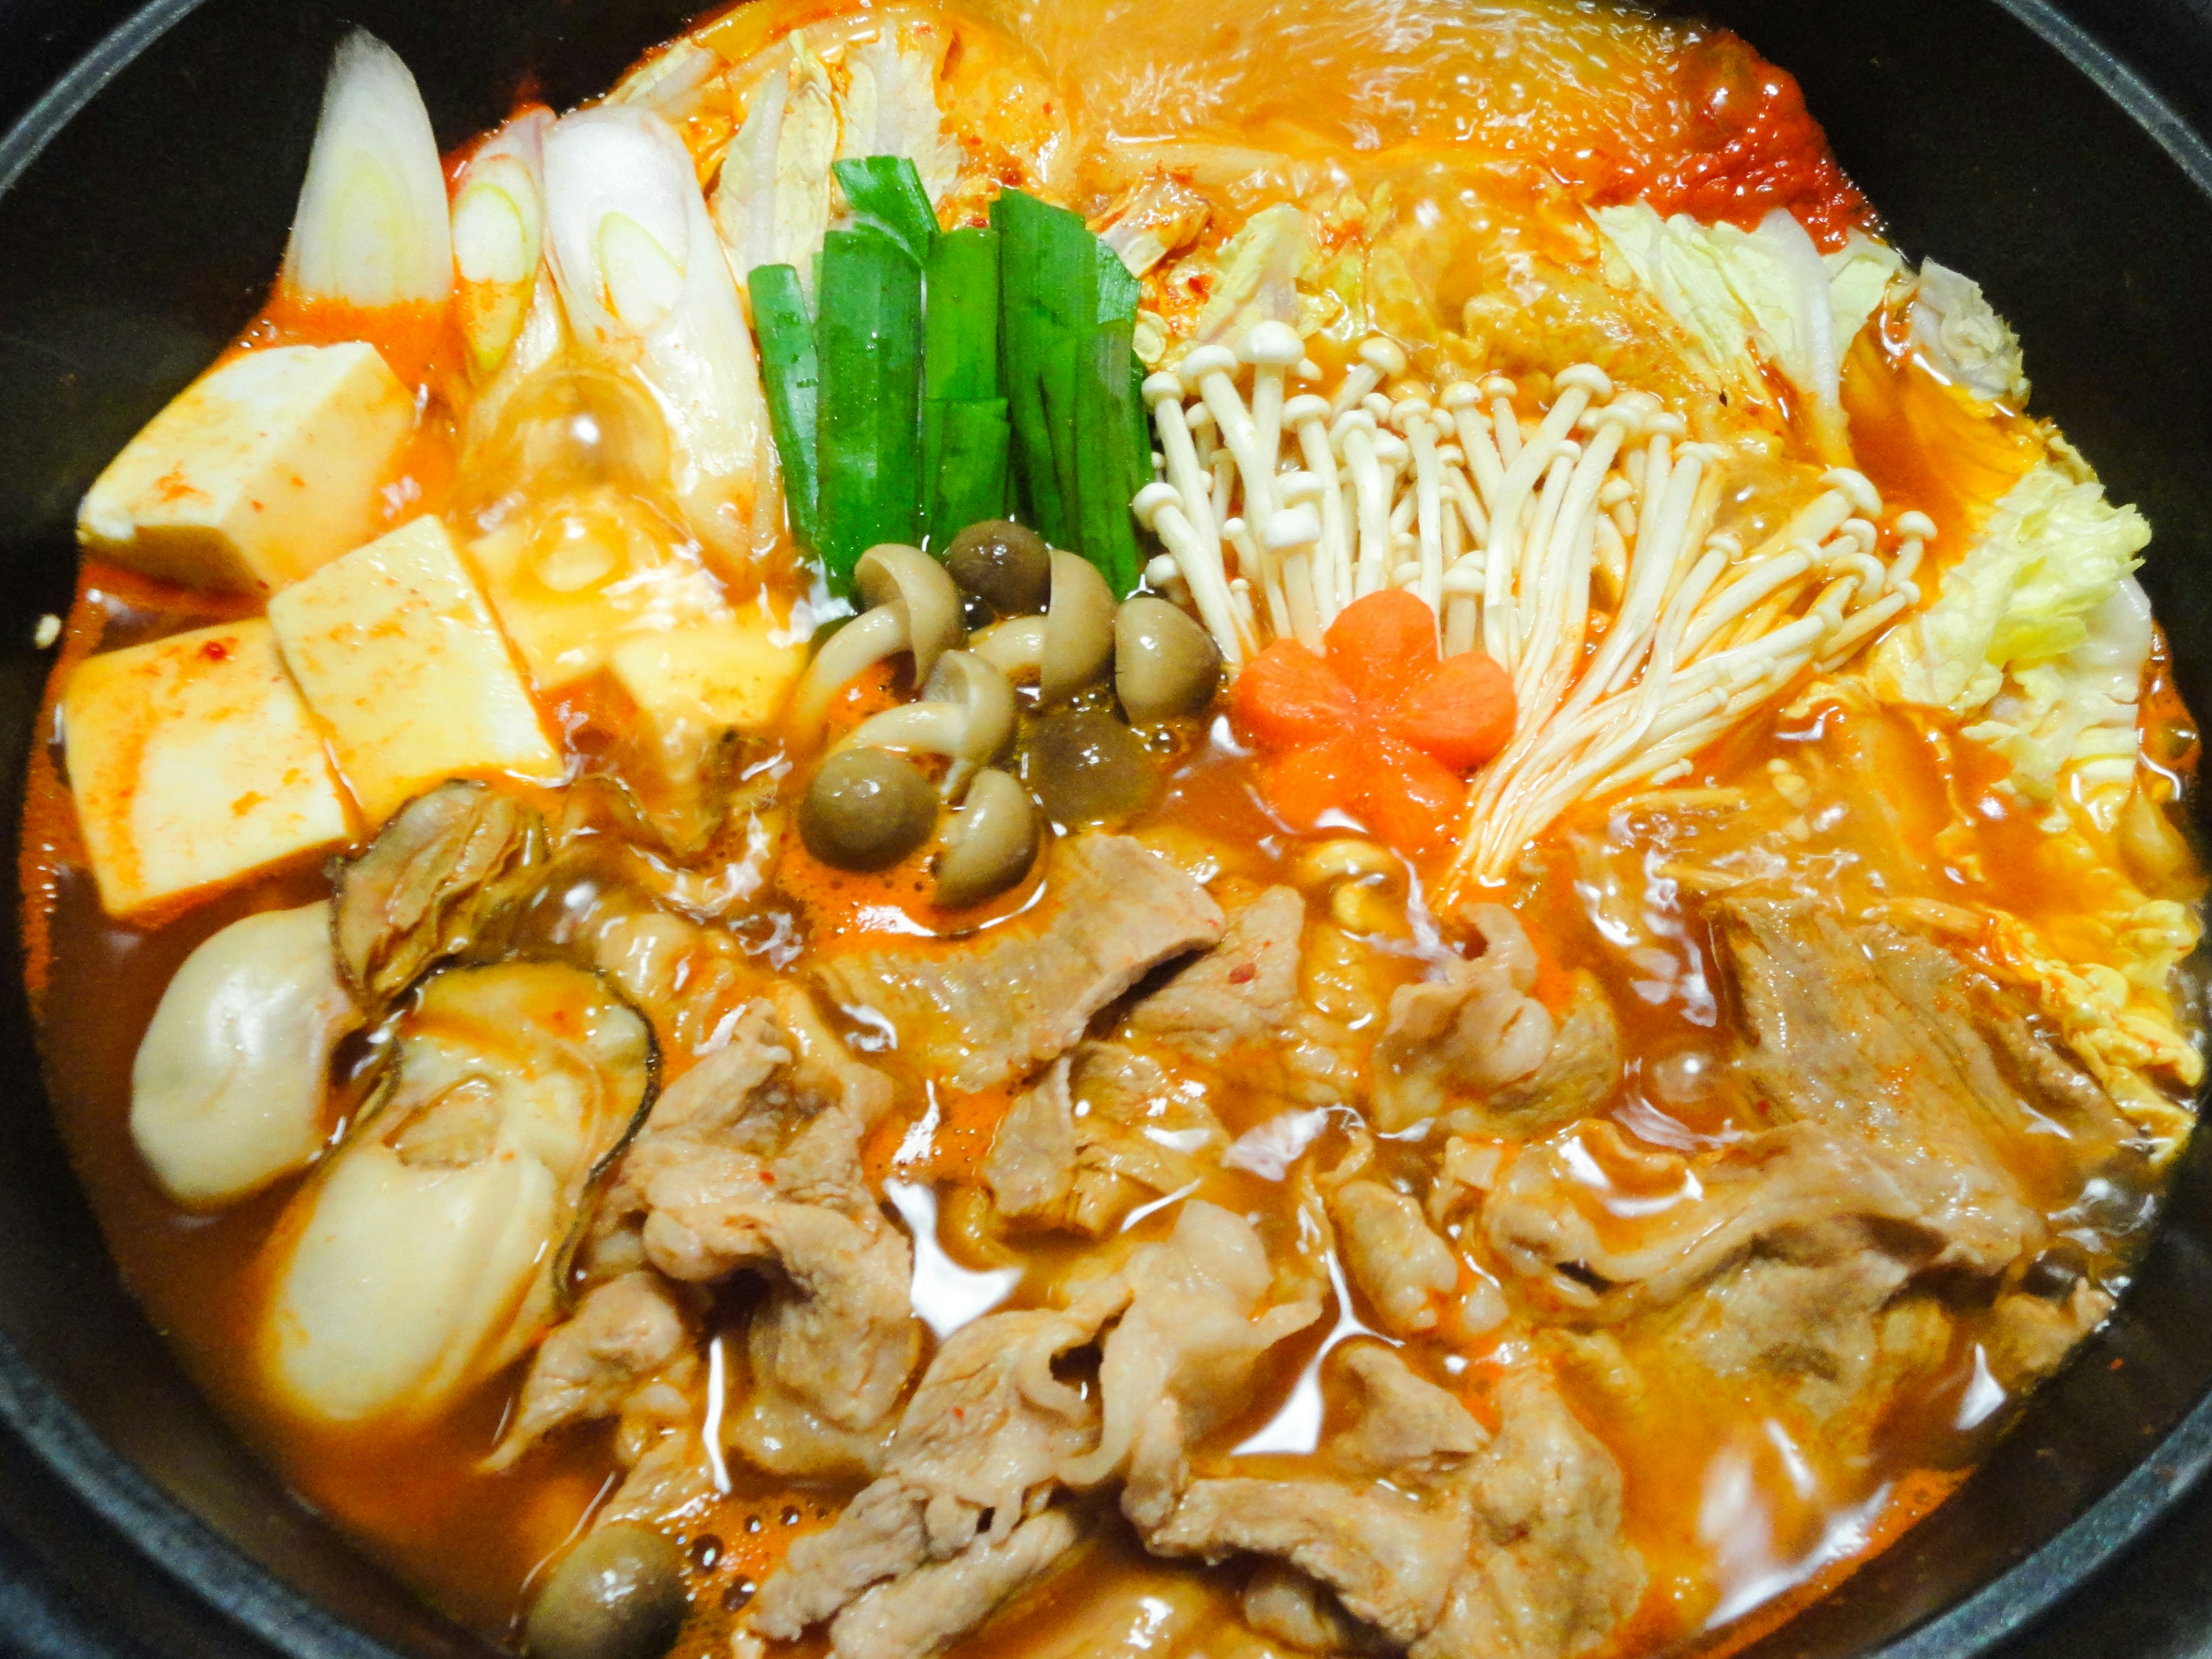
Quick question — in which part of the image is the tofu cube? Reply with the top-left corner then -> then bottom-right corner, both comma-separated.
608,606 -> 805,783
463,489 -> 719,692
63,619 -> 351,916
77,342 -> 414,594
268,516 -> 565,824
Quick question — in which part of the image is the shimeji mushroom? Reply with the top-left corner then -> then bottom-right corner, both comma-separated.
1115,596 -> 1222,724
969,549 -> 1118,702
838,650 -> 1018,800
790,543 -> 965,728
933,767 -> 1040,907
279,31 -> 453,315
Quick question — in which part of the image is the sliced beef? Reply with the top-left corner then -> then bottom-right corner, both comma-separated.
1374,906 -> 1619,1134
1484,1119 -> 1940,1317
594,989 -> 918,1479
1142,1348 -> 1643,1659
811,835 -> 1225,1092
1062,1202 -> 1323,1528
1330,1179 -> 1461,1336
1124,885 -> 1307,1060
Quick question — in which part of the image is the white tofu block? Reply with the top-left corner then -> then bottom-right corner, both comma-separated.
63,619 -> 351,916
462,488 -> 726,692
77,343 -> 415,594
269,516 -> 565,823
607,605 -> 805,782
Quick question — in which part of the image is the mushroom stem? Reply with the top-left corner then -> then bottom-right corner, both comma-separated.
790,604 -> 909,731
1182,344 -> 1277,529
1396,397 -> 1446,617
1225,516 -> 1290,644
1266,498 -> 1325,650
1284,393 -> 1350,625
1135,482 -> 1247,670
1332,410 -> 1391,600
1241,321 -> 1305,524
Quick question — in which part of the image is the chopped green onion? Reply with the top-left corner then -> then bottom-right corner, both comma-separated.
991,190 -> 1095,548
749,263 -> 821,552
832,156 -> 938,266
924,228 -> 1000,402
925,399 -> 1012,547
1073,243 -> 1145,594
816,228 -> 925,592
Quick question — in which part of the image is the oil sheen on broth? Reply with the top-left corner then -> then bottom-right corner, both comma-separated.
24,2 -> 2205,1658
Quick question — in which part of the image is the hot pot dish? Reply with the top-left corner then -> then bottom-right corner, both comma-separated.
21,1 -> 2207,1656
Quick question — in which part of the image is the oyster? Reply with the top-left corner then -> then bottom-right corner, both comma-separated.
263,960 -> 656,1423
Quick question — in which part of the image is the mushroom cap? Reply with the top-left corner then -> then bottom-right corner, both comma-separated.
1142,370 -> 1187,406
1441,381 -> 1482,410
1239,320 -> 1304,368
1555,362 -> 1615,399
1329,407 -> 1378,444
1282,393 -> 1332,426
1040,551 -> 1118,703
1115,595 -> 1222,724
857,543 -> 965,681
933,767 -> 1041,909
1264,503 -> 1323,552
1179,343 -> 1239,385
1358,336 -> 1408,377
1131,481 -> 1185,530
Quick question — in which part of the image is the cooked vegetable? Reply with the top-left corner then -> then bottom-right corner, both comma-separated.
1073,242 -> 1147,595
130,903 -> 359,1208
1232,591 -> 1514,857
1024,706 -> 1156,824
331,780 -> 547,1002
264,961 -> 656,1422
840,650 -> 1018,798
832,154 -> 938,266
991,188 -> 1081,546
1590,202 -> 1901,461
933,765 -> 1040,906
969,548 -> 1116,702
1115,594 -> 1220,722
279,29 -> 453,312
945,518 -> 1052,615
815,228 -> 926,589
789,542 -> 966,726
452,109 -> 551,379
1870,462 -> 2150,715
923,399 -> 1012,544
541,106 -> 771,569
748,263 -> 823,551
524,1525 -> 688,1659
801,747 -> 940,869
925,229 -> 1002,402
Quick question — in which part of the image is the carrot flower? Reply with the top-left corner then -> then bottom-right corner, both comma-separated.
1230,590 -> 1516,858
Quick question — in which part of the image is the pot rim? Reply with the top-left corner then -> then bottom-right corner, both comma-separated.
2,1 -> 2210,1656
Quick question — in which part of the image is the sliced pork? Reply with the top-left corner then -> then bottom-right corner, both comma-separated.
812,835 -> 1225,1090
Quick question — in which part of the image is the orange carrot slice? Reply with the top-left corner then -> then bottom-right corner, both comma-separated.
1232,640 -> 1357,752
1358,733 -> 1465,858
1392,650 -> 1517,770
1325,589 -> 1438,710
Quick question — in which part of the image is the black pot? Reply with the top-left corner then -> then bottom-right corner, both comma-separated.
5,1 -> 2212,1656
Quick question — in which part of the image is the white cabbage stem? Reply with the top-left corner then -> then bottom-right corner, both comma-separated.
281,30 -> 453,312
